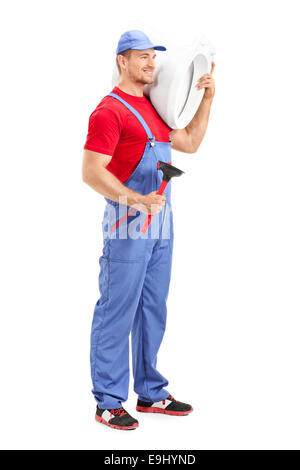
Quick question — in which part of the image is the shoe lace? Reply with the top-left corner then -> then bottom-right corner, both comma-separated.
168,394 -> 176,401
110,407 -> 127,417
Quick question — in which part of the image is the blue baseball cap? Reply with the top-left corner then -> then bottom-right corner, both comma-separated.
116,30 -> 166,54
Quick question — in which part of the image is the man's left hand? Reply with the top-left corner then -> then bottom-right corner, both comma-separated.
196,61 -> 215,100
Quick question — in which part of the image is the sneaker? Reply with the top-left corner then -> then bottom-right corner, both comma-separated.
136,394 -> 193,416
95,405 -> 139,430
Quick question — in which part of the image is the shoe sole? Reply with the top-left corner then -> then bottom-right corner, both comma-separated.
136,406 -> 194,416
95,414 -> 139,430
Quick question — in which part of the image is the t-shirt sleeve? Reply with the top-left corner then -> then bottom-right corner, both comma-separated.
83,107 -> 121,156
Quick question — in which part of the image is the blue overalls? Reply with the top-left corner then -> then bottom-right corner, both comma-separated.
90,92 -> 174,409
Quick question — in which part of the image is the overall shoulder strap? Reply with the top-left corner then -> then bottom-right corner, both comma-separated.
104,92 -> 155,145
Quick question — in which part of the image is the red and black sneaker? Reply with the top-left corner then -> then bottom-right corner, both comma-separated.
136,394 -> 193,416
95,405 -> 139,430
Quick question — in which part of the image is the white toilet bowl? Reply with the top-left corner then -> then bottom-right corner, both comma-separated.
112,36 -> 216,129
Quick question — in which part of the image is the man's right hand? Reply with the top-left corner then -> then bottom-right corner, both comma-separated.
133,191 -> 166,215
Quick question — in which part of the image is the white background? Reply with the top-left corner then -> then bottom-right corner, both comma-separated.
0,0 -> 300,450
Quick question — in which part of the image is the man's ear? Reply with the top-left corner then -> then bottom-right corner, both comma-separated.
117,55 -> 126,73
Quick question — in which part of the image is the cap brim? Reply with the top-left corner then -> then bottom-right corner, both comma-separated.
128,42 -> 167,52
153,45 -> 167,51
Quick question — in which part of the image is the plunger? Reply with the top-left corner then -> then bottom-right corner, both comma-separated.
140,161 -> 184,233
111,161 -> 184,233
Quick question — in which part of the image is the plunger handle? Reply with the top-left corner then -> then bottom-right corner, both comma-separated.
110,207 -> 136,232
140,180 -> 168,234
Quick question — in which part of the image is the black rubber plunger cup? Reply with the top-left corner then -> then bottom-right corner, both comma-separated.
140,161 -> 184,234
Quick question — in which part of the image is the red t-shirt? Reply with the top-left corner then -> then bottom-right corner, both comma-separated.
84,86 -> 172,183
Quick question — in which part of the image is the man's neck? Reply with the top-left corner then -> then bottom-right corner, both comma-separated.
117,81 -> 144,97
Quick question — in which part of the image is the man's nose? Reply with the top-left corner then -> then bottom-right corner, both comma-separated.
147,58 -> 155,69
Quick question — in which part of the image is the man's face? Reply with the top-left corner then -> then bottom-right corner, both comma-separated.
125,49 -> 156,85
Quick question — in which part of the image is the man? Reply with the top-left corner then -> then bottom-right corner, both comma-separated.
82,30 -> 215,431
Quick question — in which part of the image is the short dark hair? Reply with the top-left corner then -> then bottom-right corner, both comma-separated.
116,50 -> 132,74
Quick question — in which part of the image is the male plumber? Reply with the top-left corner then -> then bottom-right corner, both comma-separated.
82,30 -> 215,430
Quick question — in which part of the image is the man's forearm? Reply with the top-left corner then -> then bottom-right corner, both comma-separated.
84,166 -> 143,207
186,96 -> 213,151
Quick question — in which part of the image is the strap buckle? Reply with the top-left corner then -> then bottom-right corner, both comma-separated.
149,136 -> 155,147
